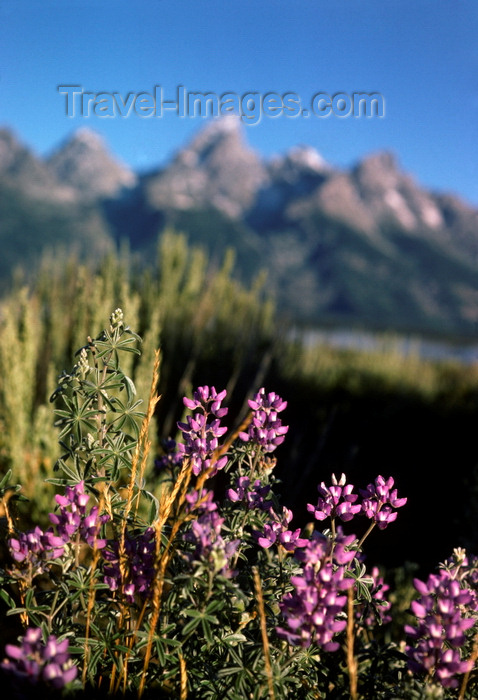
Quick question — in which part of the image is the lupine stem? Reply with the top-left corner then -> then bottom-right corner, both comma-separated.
356,520 -> 376,551
253,566 -> 276,700
346,586 -> 358,700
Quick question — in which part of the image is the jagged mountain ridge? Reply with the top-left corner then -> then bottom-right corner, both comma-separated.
1,119 -> 478,336
47,127 -> 137,201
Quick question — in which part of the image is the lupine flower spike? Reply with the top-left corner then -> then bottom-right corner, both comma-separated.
240,388 -> 289,453
360,475 -> 407,529
1,627 -> 77,690
177,386 -> 229,476
307,473 -> 362,523
276,529 -> 355,649
405,568 -> 476,688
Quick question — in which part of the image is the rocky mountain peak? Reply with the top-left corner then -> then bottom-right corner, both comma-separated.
64,127 -> 106,151
174,115 -> 254,171
248,146 -> 330,225
0,128 -> 22,173
352,150 -> 402,191
0,127 -> 77,201
281,145 -> 328,172
47,128 -> 137,200
144,117 -> 267,218
2,119 -> 478,335
267,145 -> 329,181
184,114 -> 242,152
350,150 -> 445,231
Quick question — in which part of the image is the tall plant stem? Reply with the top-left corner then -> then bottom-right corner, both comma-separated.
356,521 -> 376,551
253,566 -> 276,700
114,350 -> 161,695
459,629 -> 478,700
82,547 -> 101,688
346,586 -> 358,700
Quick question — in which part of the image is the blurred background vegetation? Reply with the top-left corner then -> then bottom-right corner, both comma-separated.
1,230 -> 478,578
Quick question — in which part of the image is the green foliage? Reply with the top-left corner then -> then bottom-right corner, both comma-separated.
2,230 -> 478,560
0,181 -> 113,291
0,311 -> 477,699
50,308 -> 144,487
0,232 -> 275,520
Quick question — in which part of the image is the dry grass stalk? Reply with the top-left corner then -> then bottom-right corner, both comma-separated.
120,349 -> 161,546
136,402 -> 247,697
81,545 -> 102,688
137,456 -> 193,698
458,629 -> 478,700
179,653 -> 188,700
111,349 -> 162,694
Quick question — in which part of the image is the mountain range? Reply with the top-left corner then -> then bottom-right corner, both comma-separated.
1,117 -> 478,337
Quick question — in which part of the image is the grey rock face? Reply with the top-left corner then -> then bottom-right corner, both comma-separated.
143,116 -> 267,218
2,117 -> 478,334
0,128 -> 76,202
47,128 -> 137,201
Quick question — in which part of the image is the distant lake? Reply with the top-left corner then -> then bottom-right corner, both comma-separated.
293,327 -> 478,364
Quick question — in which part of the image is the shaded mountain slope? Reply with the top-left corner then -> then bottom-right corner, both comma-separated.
1,120 -> 478,337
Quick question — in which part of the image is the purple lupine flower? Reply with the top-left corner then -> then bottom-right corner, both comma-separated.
177,386 -> 229,476
183,386 -> 229,417
405,569 -> 476,688
227,476 -> 250,503
154,438 -> 184,472
183,508 -> 239,578
359,475 -> 407,530
185,488 -> 218,514
440,548 -> 478,611
307,473 -> 362,523
255,506 -> 309,552
8,526 -> 65,577
276,529 -> 355,649
295,527 -> 356,568
49,481 -> 109,548
102,527 -> 156,603
1,627 -> 77,690
227,476 -> 273,512
239,388 -> 289,453
255,520 -> 284,549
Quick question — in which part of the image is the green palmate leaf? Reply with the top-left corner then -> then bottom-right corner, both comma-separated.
205,599 -> 225,615
0,588 -> 16,610
217,665 -> 245,678
92,443 -> 134,472
123,375 -> 137,402
140,632 -> 183,666
96,392 -> 119,413
139,488 -> 160,523
90,341 -> 114,361
51,456 -> 82,481
94,375 -> 128,392
201,619 -> 215,645
0,469 -> 13,490
221,632 -> 248,647
182,608 -> 203,620
114,335 -> 142,354
94,335 -> 141,369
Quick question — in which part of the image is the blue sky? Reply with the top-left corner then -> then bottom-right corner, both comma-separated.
1,0 -> 477,203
